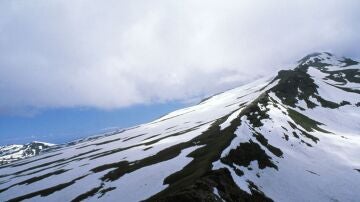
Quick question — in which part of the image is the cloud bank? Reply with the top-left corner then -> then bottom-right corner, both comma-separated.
1,0 -> 359,112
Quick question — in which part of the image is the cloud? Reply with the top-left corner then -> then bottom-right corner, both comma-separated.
1,0 -> 359,113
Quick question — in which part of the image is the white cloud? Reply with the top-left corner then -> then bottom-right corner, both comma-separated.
0,0 -> 359,112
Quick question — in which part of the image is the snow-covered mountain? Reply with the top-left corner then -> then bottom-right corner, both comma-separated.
0,52 -> 359,202
0,142 -> 55,165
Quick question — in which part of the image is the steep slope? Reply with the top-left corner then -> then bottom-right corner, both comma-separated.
0,142 -> 55,165
0,53 -> 359,202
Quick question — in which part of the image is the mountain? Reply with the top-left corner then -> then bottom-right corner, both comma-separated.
0,52 -> 359,202
0,142 -> 55,165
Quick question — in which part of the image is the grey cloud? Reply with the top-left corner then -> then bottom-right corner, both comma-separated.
0,0 -> 359,112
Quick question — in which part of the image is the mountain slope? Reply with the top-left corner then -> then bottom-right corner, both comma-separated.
0,52 -> 359,202
0,142 -> 55,165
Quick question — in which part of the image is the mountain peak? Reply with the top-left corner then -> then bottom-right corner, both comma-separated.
298,52 -> 359,68
0,141 -> 55,165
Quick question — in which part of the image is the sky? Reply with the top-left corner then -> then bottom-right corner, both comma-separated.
0,0 -> 360,145
0,102 -> 187,145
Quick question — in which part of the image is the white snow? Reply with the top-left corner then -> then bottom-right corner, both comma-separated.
0,54 -> 359,201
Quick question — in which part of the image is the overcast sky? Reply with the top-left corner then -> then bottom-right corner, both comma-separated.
1,0 -> 359,114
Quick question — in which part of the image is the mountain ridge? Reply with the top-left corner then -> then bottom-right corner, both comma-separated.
0,52 -> 359,202
0,141 -> 55,165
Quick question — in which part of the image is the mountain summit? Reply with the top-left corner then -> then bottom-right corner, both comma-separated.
0,53 -> 359,202
0,142 -> 55,165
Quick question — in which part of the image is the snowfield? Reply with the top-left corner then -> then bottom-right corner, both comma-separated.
0,52 -> 359,202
